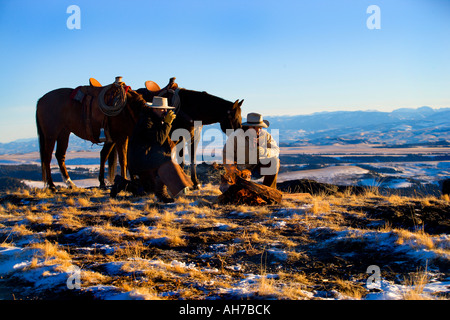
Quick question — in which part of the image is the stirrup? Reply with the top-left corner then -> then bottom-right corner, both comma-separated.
99,128 -> 107,142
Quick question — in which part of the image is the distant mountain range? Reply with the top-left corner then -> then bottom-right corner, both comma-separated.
0,136 -> 103,155
265,106 -> 450,146
1,106 -> 449,154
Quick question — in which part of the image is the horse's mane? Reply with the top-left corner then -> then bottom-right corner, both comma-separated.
178,89 -> 233,116
180,89 -> 229,102
127,89 -> 147,110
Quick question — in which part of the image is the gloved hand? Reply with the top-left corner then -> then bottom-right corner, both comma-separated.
257,146 -> 267,158
164,110 -> 176,124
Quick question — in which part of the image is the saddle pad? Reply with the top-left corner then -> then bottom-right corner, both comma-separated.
70,86 -> 85,103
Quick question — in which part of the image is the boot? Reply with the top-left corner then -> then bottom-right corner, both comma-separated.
154,176 -> 174,203
110,175 -> 127,198
157,160 -> 193,197
110,175 -> 145,198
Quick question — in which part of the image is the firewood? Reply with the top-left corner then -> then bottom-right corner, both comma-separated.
218,176 -> 282,205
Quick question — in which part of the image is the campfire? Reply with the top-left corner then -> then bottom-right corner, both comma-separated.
214,163 -> 282,206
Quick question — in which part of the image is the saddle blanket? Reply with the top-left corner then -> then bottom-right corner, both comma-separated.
70,86 -> 85,103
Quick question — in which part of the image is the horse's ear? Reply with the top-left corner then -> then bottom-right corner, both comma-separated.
238,99 -> 244,108
233,99 -> 240,109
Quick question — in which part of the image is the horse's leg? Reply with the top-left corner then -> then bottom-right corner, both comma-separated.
55,132 -> 76,189
180,144 -> 186,170
41,137 -> 57,191
36,104 -> 59,191
116,138 -> 129,180
99,141 -> 115,189
189,128 -> 202,190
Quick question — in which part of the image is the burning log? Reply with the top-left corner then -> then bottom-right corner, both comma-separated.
215,164 -> 282,206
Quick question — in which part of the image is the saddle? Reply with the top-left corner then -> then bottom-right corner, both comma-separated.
145,80 -> 161,92
70,77 -> 128,143
147,77 -> 178,95
136,77 -> 192,124
89,77 -> 102,87
136,77 -> 178,103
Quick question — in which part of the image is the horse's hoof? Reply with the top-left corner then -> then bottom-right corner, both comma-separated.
64,178 -> 77,189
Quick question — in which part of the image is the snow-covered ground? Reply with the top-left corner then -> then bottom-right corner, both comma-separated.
278,161 -> 450,190
1,226 -> 449,300
2,146 -> 450,192
22,178 -> 100,189
277,166 -> 369,184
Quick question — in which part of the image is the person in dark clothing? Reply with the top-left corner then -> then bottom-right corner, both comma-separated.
111,96 -> 193,202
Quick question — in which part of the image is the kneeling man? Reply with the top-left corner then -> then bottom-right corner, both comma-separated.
111,97 -> 193,202
223,112 -> 280,189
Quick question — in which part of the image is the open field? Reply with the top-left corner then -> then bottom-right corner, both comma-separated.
0,185 -> 449,300
0,144 -> 449,300
280,145 -> 450,156
1,144 -> 450,191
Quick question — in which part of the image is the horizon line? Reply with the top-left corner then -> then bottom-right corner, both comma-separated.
1,105 -> 449,144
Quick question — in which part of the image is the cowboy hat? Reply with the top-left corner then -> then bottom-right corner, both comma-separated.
146,96 -> 175,109
242,112 -> 269,128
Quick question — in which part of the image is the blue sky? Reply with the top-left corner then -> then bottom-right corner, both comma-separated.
0,0 -> 449,142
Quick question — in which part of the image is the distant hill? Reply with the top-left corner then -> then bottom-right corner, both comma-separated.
1,107 -> 449,154
0,135 -> 103,155
265,106 -> 450,146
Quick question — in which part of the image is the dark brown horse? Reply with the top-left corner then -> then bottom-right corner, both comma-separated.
100,83 -> 243,189
36,80 -> 147,191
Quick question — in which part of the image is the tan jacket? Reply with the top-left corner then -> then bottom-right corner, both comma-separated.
223,129 -> 279,170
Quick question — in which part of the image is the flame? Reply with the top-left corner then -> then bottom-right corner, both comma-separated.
236,188 -> 267,205
222,165 -> 251,185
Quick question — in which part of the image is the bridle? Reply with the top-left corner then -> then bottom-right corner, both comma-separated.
225,108 -> 240,131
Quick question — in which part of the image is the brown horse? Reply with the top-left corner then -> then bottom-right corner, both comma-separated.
100,84 -> 243,189
36,80 -> 147,191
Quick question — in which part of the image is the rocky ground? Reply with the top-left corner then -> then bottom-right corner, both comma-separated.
0,183 -> 449,300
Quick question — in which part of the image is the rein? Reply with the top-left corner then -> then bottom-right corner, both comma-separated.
226,110 -> 237,130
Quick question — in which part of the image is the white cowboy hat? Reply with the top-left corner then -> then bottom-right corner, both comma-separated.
145,96 -> 175,109
242,112 -> 269,128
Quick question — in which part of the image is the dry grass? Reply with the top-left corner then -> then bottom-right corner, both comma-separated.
0,185 -> 448,300
401,265 -> 432,300
307,194 -> 331,215
26,212 -> 53,225
27,240 -> 73,271
11,224 -> 34,236
29,240 -> 71,261
334,278 -> 366,299
387,194 -> 407,205
395,228 -> 434,250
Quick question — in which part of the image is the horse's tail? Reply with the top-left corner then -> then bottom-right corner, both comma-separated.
107,144 -> 118,183
36,99 -> 47,185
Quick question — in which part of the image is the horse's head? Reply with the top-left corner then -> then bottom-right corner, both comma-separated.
220,99 -> 243,132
